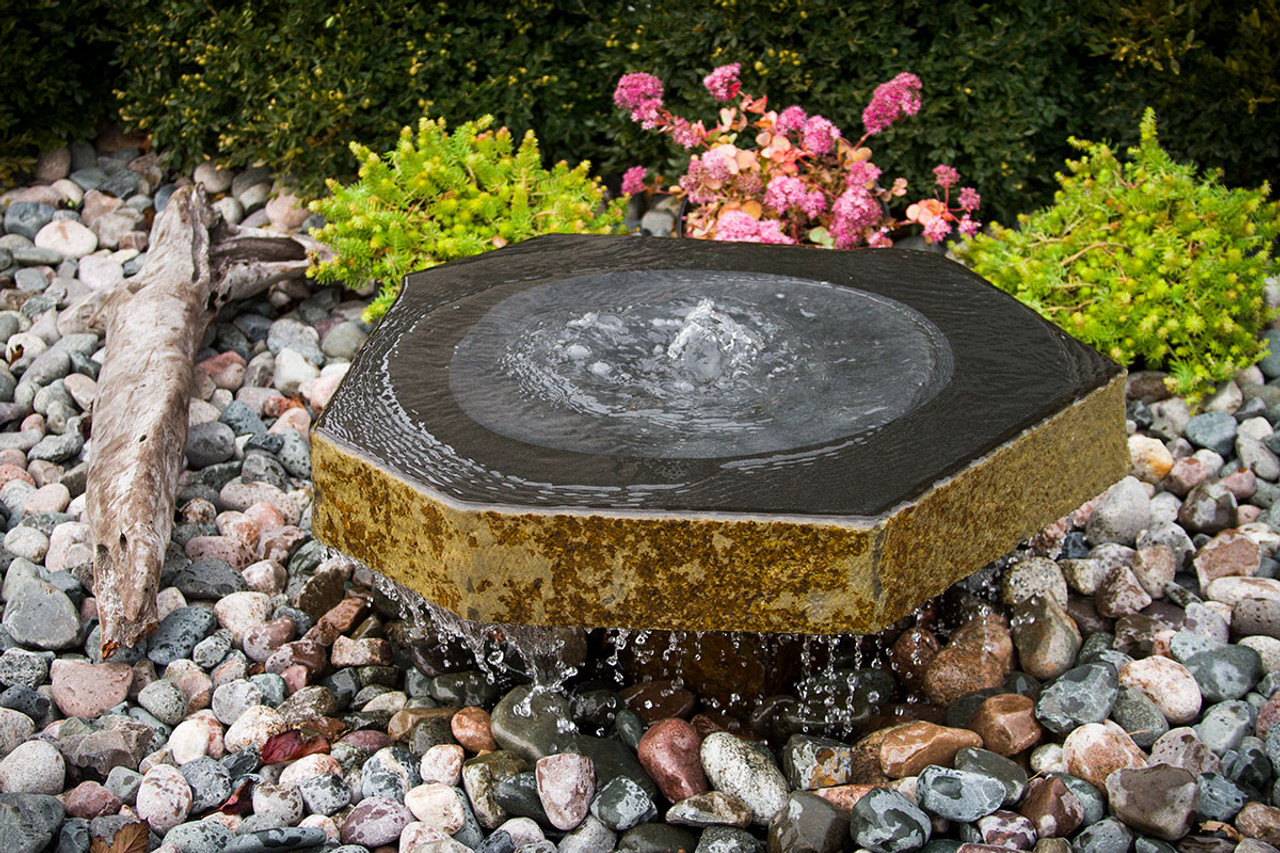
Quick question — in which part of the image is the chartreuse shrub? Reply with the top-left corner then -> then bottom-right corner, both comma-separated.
308,116 -> 625,323
956,109 -> 1280,403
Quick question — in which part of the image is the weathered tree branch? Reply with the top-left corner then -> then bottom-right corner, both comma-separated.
86,185 -> 332,657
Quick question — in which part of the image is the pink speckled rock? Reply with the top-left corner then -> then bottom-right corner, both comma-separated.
1062,722 -> 1146,789
136,764 -> 192,833
536,753 -> 594,831
420,744 -> 465,787
340,797 -> 413,847
1119,657 -> 1203,724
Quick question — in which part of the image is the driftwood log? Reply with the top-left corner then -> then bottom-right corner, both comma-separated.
86,185 -> 330,657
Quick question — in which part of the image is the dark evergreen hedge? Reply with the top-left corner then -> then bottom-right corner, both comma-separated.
3,1 -> 1275,223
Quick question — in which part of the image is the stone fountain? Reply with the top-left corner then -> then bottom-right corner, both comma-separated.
311,234 -> 1127,636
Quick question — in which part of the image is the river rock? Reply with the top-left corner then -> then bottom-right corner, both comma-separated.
699,732 -> 789,825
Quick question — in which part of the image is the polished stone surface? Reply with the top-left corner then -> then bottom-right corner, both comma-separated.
313,235 -> 1127,633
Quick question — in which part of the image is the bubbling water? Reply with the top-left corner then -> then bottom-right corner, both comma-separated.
449,270 -> 952,459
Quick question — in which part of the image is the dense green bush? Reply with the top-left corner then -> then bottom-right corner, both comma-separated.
11,0 -> 1274,225
955,110 -> 1280,403
1080,0 -> 1279,191
309,116 -> 625,322
0,0 -> 121,179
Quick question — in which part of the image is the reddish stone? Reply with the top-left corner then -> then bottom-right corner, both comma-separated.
1256,691 -> 1280,739
341,730 -> 393,752
65,780 -> 122,818
452,706 -> 498,753
1162,457 -> 1211,496
878,720 -> 983,778
258,525 -> 308,564
1221,468 -> 1259,501
0,464 -> 35,488
1018,776 -> 1084,838
264,640 -> 327,676
1194,530 -> 1261,592
197,351 -> 247,390
280,665 -> 309,694
811,784 -> 876,813
923,614 -> 1015,707
967,693 -> 1043,756
888,626 -> 940,697
1062,722 -> 1147,790
637,718 -> 707,803
51,660 -> 133,718
243,617 -> 297,663
165,659 -> 212,714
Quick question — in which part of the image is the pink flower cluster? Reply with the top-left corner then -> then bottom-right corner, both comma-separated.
763,176 -> 826,218
932,164 -> 960,189
621,166 -> 648,196
613,63 -> 979,249
862,72 -> 922,135
801,116 -> 838,156
831,186 -> 883,249
713,210 -> 795,244
614,72 -> 665,128
703,63 -> 742,102
775,106 -> 808,137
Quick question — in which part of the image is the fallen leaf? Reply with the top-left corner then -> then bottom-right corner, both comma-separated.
89,821 -> 149,853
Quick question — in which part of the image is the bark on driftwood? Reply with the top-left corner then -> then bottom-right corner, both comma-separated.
87,185 -> 330,657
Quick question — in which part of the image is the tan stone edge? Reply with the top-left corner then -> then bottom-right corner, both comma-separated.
311,371 -> 1127,635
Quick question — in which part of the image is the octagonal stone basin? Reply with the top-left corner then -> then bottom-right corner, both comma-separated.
312,234 -> 1127,634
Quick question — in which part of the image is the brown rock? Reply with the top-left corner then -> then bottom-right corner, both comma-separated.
620,680 -> 695,723
243,617 -> 297,663
387,707 -> 456,742
1105,764 -> 1197,841
922,614 -> 1015,707
1018,776 -> 1084,838
264,639 -> 327,676
51,660 -> 134,718
1132,545 -> 1177,598
1062,722 -> 1147,789
810,784 -> 875,813
888,626 -> 940,697
967,693 -> 1043,756
452,706 -> 498,753
878,720 -> 983,778
164,659 -> 213,714
1129,435 -> 1175,484
637,718 -> 707,803
1095,565 -> 1154,618
1221,467 -> 1259,501
1238,801 -> 1280,845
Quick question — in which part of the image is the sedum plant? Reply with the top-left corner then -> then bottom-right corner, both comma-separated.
616,63 -> 980,248
956,108 -> 1280,403
309,115 -> 625,322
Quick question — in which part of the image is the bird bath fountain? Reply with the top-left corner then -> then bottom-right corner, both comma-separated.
311,234 -> 1127,649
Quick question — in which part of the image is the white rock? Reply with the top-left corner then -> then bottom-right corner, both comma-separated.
1240,636 -> 1280,673
273,347 -> 320,396
405,782 -> 466,833
212,196 -> 244,225
193,161 -> 234,194
136,764 -> 193,833
1206,576 -> 1280,607
51,178 -> 83,206
213,590 -> 273,643
77,254 -> 124,291
0,739 -> 63,793
34,219 -> 97,259
223,703 -> 284,753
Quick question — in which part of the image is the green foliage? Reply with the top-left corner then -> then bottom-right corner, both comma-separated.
1080,0 -> 1280,191
956,109 -> 1280,403
0,0 -> 121,180
308,116 -> 625,322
